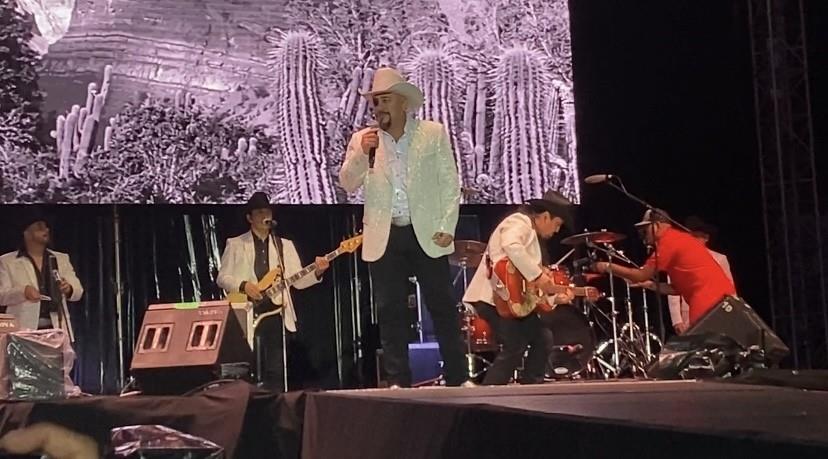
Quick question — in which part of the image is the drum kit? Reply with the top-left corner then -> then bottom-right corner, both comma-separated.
449,229 -> 663,382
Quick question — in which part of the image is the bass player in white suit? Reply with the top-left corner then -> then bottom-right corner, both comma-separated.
339,67 -> 470,388
217,192 -> 330,392
0,210 -> 83,342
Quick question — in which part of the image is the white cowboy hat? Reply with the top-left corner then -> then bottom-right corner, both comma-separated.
360,67 -> 424,110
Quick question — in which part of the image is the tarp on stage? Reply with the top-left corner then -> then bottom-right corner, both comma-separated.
0,381 -> 306,458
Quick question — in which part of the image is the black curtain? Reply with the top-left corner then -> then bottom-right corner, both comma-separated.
0,203 -> 547,393
0,204 -> 370,393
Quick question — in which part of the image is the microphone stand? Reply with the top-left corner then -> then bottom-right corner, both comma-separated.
47,254 -> 73,341
601,176 -> 674,342
269,226 -> 291,393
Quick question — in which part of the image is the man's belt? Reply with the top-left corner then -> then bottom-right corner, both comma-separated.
392,216 -> 412,227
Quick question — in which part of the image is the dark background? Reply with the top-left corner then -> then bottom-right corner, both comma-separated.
1,0 -> 825,392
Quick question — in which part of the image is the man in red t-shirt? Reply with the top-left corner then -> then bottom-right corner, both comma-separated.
592,209 -> 736,329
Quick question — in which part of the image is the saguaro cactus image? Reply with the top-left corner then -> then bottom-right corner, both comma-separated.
267,31 -> 335,204
53,64 -> 113,178
491,47 -> 560,203
3,0 -> 577,204
406,49 -> 464,184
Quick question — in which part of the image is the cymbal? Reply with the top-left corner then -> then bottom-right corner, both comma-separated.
450,240 -> 486,268
561,231 -> 626,246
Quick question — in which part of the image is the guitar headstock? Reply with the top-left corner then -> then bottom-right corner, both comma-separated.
339,234 -> 364,253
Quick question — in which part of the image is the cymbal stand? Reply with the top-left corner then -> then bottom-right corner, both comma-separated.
642,285 -> 652,357
453,259 -> 492,378
621,281 -> 649,377
409,276 -> 424,342
586,242 -> 620,376
597,244 -> 660,364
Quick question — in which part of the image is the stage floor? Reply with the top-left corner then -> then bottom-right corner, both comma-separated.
302,379 -> 828,459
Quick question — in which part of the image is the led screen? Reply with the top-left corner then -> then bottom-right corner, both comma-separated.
2,0 -> 578,204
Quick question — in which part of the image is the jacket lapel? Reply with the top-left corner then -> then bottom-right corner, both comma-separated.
267,236 -> 280,271
405,127 -> 428,187
241,232 -> 255,281
15,256 -> 38,287
378,141 -> 394,184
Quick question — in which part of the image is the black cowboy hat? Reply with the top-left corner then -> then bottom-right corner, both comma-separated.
244,192 -> 271,214
18,206 -> 51,234
525,189 -> 576,227
684,215 -> 718,238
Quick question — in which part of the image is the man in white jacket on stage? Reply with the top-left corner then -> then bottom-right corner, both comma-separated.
0,210 -> 83,341
339,67 -> 469,388
217,192 -> 329,392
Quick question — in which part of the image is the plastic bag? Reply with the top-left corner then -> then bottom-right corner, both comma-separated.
110,425 -> 225,459
0,329 -> 80,400
647,333 -> 747,379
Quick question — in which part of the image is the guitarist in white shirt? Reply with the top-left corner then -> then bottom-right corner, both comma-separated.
217,192 -> 330,392
463,190 -> 576,385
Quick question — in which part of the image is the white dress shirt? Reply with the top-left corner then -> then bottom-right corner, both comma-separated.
381,115 -> 416,224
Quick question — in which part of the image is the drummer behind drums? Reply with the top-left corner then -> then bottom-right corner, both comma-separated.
462,190 -> 576,385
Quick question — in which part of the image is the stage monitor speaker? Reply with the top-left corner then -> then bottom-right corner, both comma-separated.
686,296 -> 789,365
130,300 -> 253,395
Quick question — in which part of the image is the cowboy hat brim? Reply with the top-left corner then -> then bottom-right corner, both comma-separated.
525,198 -> 575,228
360,82 -> 424,111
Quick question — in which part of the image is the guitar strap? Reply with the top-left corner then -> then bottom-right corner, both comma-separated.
486,250 -> 511,302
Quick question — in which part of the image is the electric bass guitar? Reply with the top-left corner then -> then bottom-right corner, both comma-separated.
228,234 -> 363,328
491,260 -> 601,319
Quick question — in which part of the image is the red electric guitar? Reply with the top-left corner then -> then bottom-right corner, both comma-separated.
491,260 -> 601,319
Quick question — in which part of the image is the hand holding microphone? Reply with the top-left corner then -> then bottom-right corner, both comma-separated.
361,121 -> 380,169
52,267 -> 72,297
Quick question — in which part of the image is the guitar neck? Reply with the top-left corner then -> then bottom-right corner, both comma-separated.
571,287 -> 591,296
282,248 -> 342,288
551,285 -> 593,297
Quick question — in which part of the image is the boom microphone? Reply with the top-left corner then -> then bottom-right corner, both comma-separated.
584,174 -> 614,184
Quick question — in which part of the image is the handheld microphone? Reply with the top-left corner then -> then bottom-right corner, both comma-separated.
584,174 -> 614,184
366,120 -> 379,169
262,218 -> 278,229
